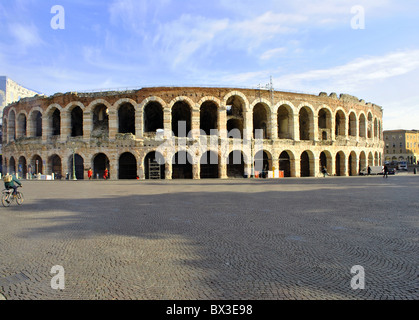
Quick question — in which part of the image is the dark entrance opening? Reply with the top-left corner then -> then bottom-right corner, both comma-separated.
70,154 -> 84,179
200,151 -> 219,179
227,151 -> 244,178
279,151 -> 291,177
118,103 -> 135,135
71,107 -> 83,137
172,151 -> 193,179
93,153 -> 109,179
144,152 -> 165,179
119,152 -> 137,179
300,151 -> 310,177
144,102 -> 164,133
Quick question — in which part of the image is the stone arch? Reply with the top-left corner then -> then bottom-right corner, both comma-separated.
172,150 -> 193,179
335,109 -> 346,137
31,154 -> 43,174
92,152 -> 110,179
300,150 -> 315,177
254,149 -> 272,176
252,102 -> 271,139
144,151 -> 166,179
16,111 -> 27,139
318,106 -> 332,141
227,150 -> 245,178
359,151 -> 367,172
7,109 -> 16,141
200,100 -> 218,135
68,153 -> 85,180
200,150 -> 219,179
278,150 -> 295,177
374,118 -> 378,139
226,94 -> 246,138
9,156 -> 16,174
48,154 -> 62,177
276,102 -> 295,140
171,98 -> 192,137
335,151 -> 346,176
298,105 -> 314,141
348,111 -> 357,137
223,91 -> 249,111
28,107 -> 43,138
45,104 -> 63,137
319,150 -> 333,174
359,112 -> 367,138
348,151 -> 358,176
90,102 -> 110,138
118,152 -> 137,179
18,156 -> 27,177
118,102 -> 136,135
144,100 -> 164,134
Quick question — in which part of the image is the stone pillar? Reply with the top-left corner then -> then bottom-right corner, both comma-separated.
165,161 -> 172,180
108,110 -> 117,140
109,157 -> 118,181
192,163 -> 200,180
294,155 -> 301,177
136,108 -> 143,139
42,116 -> 49,143
191,106 -> 200,139
83,111 -> 92,142
271,112 -> 278,140
293,115 -> 300,141
163,108 -> 172,138
60,110 -> 71,143
312,115 -> 319,141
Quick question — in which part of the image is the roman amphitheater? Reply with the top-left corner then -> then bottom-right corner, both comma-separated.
2,86 -> 384,180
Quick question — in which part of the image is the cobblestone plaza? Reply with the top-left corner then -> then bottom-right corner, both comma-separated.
0,176 -> 417,300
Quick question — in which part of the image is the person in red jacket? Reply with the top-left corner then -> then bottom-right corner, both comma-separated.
103,168 -> 108,180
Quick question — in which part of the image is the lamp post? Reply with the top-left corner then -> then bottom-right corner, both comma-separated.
71,142 -> 77,181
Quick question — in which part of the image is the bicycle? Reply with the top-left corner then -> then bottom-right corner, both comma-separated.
2,186 -> 24,207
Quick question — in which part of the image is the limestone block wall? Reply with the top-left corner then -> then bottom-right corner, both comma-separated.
2,87 -> 384,179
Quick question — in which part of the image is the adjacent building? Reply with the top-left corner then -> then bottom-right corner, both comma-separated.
384,130 -> 419,165
0,76 -> 40,172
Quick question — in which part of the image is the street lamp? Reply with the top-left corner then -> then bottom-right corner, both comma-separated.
71,142 -> 77,181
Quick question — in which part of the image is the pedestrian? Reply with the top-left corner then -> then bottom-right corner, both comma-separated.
383,165 -> 389,178
103,168 -> 108,180
3,173 -> 22,196
321,166 -> 328,177
367,166 -> 371,175
88,168 -> 93,180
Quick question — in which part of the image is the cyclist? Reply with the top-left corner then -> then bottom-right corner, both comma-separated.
3,173 -> 22,196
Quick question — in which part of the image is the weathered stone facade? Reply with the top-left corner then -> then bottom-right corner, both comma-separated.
2,87 -> 384,179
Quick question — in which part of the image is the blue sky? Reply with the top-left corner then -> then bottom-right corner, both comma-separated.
0,0 -> 418,130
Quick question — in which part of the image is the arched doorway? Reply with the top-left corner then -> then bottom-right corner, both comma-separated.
227,151 -> 245,178
69,154 -> 84,179
200,151 -> 219,179
118,103 -> 135,135
119,152 -> 137,179
200,101 -> 218,136
279,151 -> 291,177
172,151 -> 193,179
93,153 -> 109,179
49,155 -> 62,177
144,151 -> 165,179
172,101 -> 191,137
300,151 -> 311,177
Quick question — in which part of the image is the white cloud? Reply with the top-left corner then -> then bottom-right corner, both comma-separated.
274,49 -> 419,92
260,47 -> 287,61
8,23 -> 42,48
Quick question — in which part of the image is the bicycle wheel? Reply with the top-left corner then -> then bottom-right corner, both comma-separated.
16,192 -> 24,205
2,193 -> 11,207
